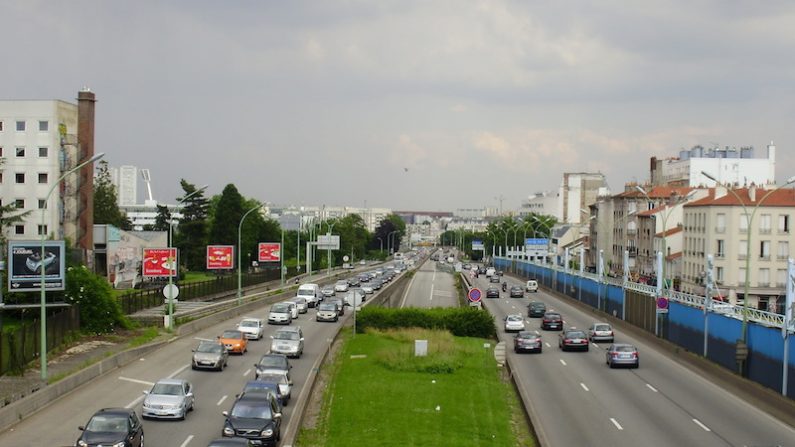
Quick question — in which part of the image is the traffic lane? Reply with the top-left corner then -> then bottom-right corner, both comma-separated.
402,260 -> 459,308
495,275 -> 795,445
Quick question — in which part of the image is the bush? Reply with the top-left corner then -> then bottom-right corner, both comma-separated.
356,307 -> 496,338
63,266 -> 130,334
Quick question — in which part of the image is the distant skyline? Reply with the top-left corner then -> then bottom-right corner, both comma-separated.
2,1 -> 793,212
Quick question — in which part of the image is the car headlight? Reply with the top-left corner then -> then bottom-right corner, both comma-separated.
223,426 -> 235,436
77,440 -> 88,447
111,442 -> 126,447
262,428 -> 274,437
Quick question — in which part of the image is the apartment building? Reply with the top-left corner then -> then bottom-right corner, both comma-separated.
681,187 -> 795,312
650,142 -> 776,187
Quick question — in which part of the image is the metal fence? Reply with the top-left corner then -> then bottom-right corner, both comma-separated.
0,307 -> 80,376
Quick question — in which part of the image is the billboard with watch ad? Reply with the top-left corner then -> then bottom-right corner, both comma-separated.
7,240 -> 66,292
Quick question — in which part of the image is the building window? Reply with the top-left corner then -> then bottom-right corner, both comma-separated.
778,269 -> 787,288
716,213 -> 726,233
37,225 -> 48,236
0,121 -> 4,131
778,241 -> 789,260
14,225 -> 24,235
739,214 -> 749,232
14,199 -> 24,209
15,147 -> 25,157
0,147 -> 3,157
15,173 -> 24,184
15,121 -> 25,131
38,120 -> 48,131
716,240 -> 725,258
38,199 -> 46,209
739,267 -> 746,285
38,173 -> 48,184
760,240 -> 770,260
38,147 -> 48,157
760,214 -> 772,234
758,268 -> 770,287
0,172 -> 3,184
716,266 -> 724,283
739,240 -> 748,260
779,215 -> 790,234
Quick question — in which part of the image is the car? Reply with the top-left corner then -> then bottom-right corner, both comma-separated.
288,297 -> 308,314
192,340 -> 229,371
316,302 -> 339,322
239,381 -> 285,410
358,274 -> 370,283
541,312 -> 563,330
268,302 -> 293,325
270,326 -> 304,358
559,329 -> 589,351
257,372 -> 293,405
497,270 -> 504,276
330,298 -> 345,315
207,437 -> 256,446
296,283 -> 321,307
370,279 -> 383,290
504,314 -> 526,332
486,267 -> 496,277
588,323 -> 615,342
361,284 -> 375,294
237,318 -> 264,340
347,277 -> 361,287
509,285 -> 524,298
486,287 -> 500,298
489,275 -> 501,283
334,280 -> 349,292
527,301 -> 546,317
513,331 -> 543,353
76,408 -> 144,447
605,343 -> 640,368
254,353 -> 292,380
141,378 -> 195,420
321,285 -> 336,297
219,329 -> 248,354
359,259 -> 367,265
222,393 -> 282,445
526,280 -> 539,292
463,263 -> 471,270
344,288 -> 366,307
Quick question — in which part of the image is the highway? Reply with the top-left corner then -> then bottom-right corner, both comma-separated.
471,271 -> 795,447
400,256 -> 459,308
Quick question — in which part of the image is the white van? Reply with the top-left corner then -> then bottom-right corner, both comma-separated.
486,267 -> 496,277
526,280 -> 538,293
296,283 -> 321,307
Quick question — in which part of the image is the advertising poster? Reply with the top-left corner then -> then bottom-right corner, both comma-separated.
8,240 -> 66,292
207,245 -> 234,270
143,248 -> 178,277
258,243 -> 281,262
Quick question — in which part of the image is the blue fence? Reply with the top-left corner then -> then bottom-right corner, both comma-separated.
495,258 -> 795,399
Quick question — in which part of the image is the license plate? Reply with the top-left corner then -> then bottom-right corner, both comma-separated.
620,354 -> 631,359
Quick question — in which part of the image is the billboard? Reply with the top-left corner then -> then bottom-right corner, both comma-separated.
7,241 -> 66,292
525,238 -> 549,258
143,248 -> 178,277
472,239 -> 485,250
258,243 -> 281,262
207,245 -> 234,270
317,234 -> 340,250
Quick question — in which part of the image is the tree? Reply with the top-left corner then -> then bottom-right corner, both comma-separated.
93,160 -> 132,230
153,204 -> 171,231
208,184 -> 246,246
62,265 -> 129,334
174,179 -> 210,271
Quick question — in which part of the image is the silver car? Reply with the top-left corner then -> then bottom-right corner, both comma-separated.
287,297 -> 308,314
192,340 -> 229,371
268,303 -> 293,325
256,372 -> 293,405
606,343 -> 639,368
321,285 -> 336,297
588,323 -> 614,342
270,326 -> 304,358
142,378 -> 195,420
237,317 -> 264,340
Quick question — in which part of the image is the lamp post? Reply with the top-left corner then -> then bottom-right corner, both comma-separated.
530,215 -> 554,264
377,237 -> 383,255
387,230 -> 398,255
237,203 -> 263,305
701,171 -> 795,359
39,152 -> 105,381
324,221 -> 337,277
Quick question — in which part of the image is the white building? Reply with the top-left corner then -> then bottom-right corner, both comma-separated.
269,205 -> 392,232
558,173 -> 609,224
518,191 -> 559,219
651,143 -> 776,188
111,165 -> 138,206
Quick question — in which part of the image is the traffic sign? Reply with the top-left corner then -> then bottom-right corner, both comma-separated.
656,296 -> 669,313
163,284 -> 180,301
343,255 -> 350,262
468,288 -> 482,302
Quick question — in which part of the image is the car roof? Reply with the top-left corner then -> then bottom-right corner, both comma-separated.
154,378 -> 186,386
93,408 -> 134,417
240,317 -> 262,322
611,343 -> 636,348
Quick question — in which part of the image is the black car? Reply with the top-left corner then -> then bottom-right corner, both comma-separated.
513,331 -> 543,353
76,408 -> 144,447
527,301 -> 546,317
208,437 -> 255,446
559,329 -> 589,352
541,312 -> 563,330
486,287 -> 500,298
239,381 -> 285,411
347,277 -> 361,287
222,393 -> 282,445
509,286 -> 524,298
254,353 -> 291,380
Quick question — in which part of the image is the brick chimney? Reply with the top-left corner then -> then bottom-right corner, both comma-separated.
77,88 -> 97,264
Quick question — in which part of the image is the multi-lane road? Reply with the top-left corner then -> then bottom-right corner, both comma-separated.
399,257 -> 459,308
471,270 -> 795,447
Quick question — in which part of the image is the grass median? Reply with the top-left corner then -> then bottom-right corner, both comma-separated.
298,327 -> 536,447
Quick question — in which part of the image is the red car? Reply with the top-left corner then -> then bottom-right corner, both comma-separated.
558,329 -> 589,352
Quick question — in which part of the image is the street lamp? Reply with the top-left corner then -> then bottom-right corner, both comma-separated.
324,220 -> 337,277
701,171 -> 795,355
377,237 -> 383,255
40,152 -> 105,380
529,215 -> 554,264
237,203 -> 263,305
387,230 -> 398,255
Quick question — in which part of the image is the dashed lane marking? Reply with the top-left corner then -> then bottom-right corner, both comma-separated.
179,435 -> 194,447
692,419 -> 711,432
217,395 -> 227,406
118,376 -> 154,386
610,418 -> 624,430
580,382 -> 590,392
559,359 -> 567,366
646,384 -> 658,393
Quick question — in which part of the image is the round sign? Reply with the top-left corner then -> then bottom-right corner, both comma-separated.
468,288 -> 482,302
343,255 -> 350,262
163,284 -> 180,300
656,297 -> 669,309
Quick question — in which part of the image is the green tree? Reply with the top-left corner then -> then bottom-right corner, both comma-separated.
209,184 -> 246,246
153,204 -> 171,231
93,160 -> 132,230
373,214 -> 405,253
174,179 -> 210,271
62,265 -> 129,334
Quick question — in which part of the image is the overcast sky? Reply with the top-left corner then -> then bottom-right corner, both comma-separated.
3,1 -> 794,211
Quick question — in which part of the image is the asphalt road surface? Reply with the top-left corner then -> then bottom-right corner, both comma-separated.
400,258 -> 459,308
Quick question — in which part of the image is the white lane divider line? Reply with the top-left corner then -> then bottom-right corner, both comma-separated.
646,384 -> 658,393
545,342 -> 551,348
429,284 -> 434,301
168,364 -> 190,378
124,394 -> 146,409
610,418 -> 624,430
591,342 -> 599,349
580,382 -> 590,392
217,395 -> 228,406
118,376 -> 154,386
179,435 -> 194,447
243,368 -> 251,377
559,359 -> 567,366
692,419 -> 711,432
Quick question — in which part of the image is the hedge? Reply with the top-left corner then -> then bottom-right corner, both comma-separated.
355,307 -> 497,338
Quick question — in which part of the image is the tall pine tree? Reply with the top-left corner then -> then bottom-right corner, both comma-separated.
174,179 -> 209,271
93,160 -> 132,230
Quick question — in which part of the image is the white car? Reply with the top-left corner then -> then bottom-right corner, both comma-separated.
287,297 -> 308,314
361,284 -> 375,294
237,317 -> 264,340
268,303 -> 293,325
587,323 -> 614,342
504,314 -> 526,332
283,301 -> 299,319
526,280 -> 539,293
334,280 -> 349,292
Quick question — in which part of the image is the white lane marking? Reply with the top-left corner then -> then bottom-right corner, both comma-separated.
692,419 -> 711,432
591,342 -> 599,349
580,382 -> 590,392
243,368 -> 251,377
433,270 -> 436,281
545,342 -> 551,348
217,395 -> 228,406
559,359 -> 567,366
400,270 -> 418,308
610,418 -> 624,430
168,364 -> 190,378
429,284 -> 434,301
179,435 -> 194,447
118,376 -> 154,386
124,394 -> 146,409
646,384 -> 659,393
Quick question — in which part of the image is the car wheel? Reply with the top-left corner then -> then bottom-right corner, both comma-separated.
584,346 -> 589,352
634,362 -> 640,369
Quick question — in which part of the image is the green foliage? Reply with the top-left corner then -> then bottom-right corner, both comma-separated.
372,213 -> 406,253
356,307 -> 496,338
93,160 -> 132,230
62,266 -> 130,334
174,180 -> 210,271
209,184 -> 246,246
153,204 -> 171,231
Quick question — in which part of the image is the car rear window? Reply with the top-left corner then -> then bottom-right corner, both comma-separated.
614,345 -> 636,352
567,331 -> 586,338
222,330 -> 242,338
545,314 -> 561,320
594,324 -> 611,331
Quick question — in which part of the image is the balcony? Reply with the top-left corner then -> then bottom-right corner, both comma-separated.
715,226 -> 726,234
759,228 -> 772,235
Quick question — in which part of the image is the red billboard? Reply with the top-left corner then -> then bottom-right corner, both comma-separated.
206,245 -> 234,270
258,243 -> 281,262
143,248 -> 178,277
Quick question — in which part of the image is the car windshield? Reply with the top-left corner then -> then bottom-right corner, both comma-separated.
530,303 -> 545,308
258,356 -> 287,368
151,383 -> 184,396
196,343 -> 223,353
230,402 -> 272,419
567,331 -> 586,338
258,374 -> 287,384
319,304 -> 336,311
86,414 -> 129,433
594,324 -> 611,331
274,331 -> 300,341
240,320 -> 259,328
271,304 -> 289,313
298,290 -> 313,296
507,315 -> 523,322
614,345 -> 636,352
545,314 -> 561,320
244,382 -> 277,393
221,330 -> 242,339
518,333 -> 536,339
336,281 -> 347,285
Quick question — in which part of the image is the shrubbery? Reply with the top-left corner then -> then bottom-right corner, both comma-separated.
62,266 -> 130,334
356,307 -> 496,338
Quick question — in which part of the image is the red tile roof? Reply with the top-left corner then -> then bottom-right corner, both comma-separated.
685,187 -> 795,207
637,205 -> 669,217
655,227 -> 682,238
617,186 -> 694,199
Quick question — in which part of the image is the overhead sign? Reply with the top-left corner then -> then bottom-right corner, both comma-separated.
472,240 -> 485,251
258,243 -> 281,262
207,245 -> 234,269
468,288 -> 482,302
7,240 -> 66,292
143,248 -> 178,277
525,238 -> 549,258
317,234 -> 340,250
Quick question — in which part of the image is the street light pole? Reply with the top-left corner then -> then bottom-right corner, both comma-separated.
377,237 -> 383,255
237,203 -> 263,305
40,152 -> 105,381
325,221 -> 337,277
